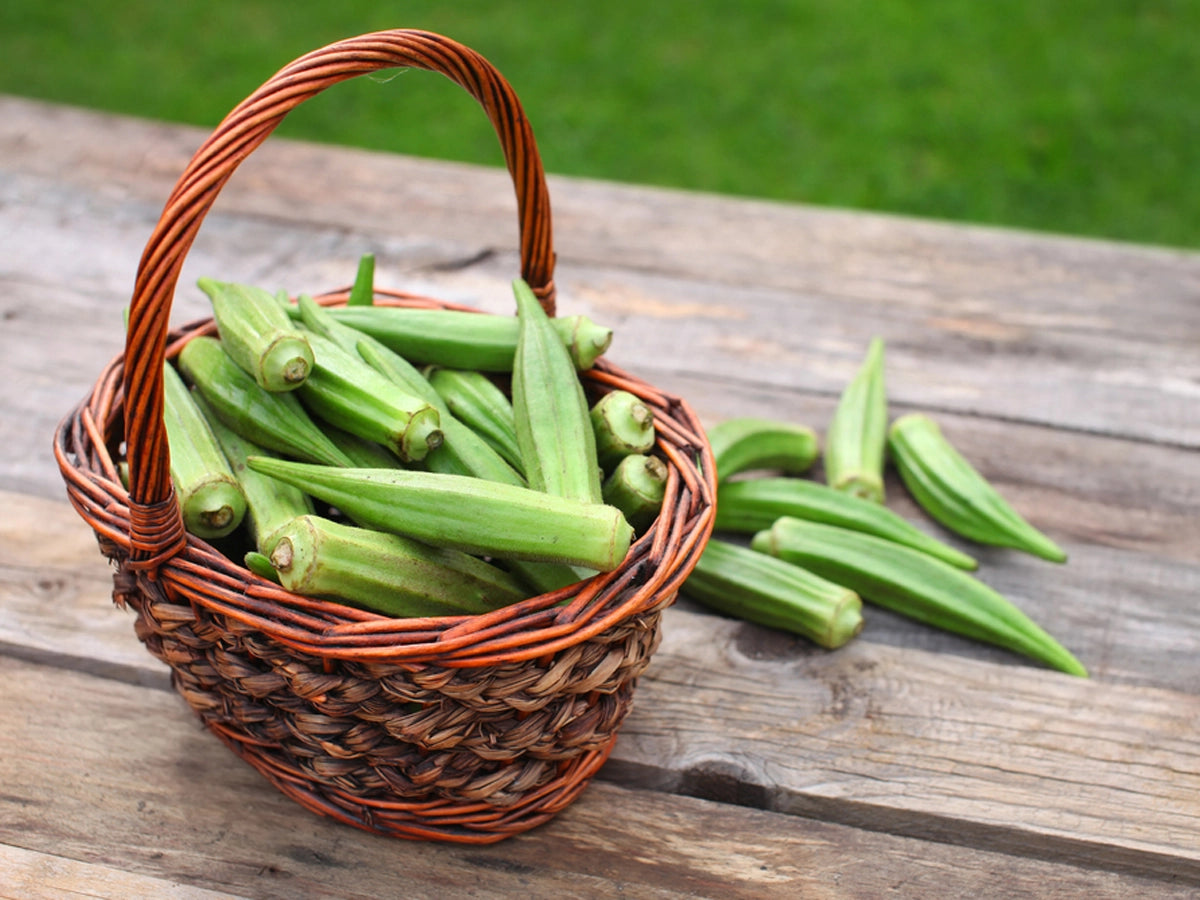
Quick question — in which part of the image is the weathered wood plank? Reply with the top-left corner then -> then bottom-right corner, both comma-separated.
2,491 -> 1197,884
1,655 -> 1193,899
0,844 -> 245,900
4,95 -> 1198,447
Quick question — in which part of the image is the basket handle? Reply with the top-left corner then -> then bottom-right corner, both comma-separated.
122,29 -> 556,569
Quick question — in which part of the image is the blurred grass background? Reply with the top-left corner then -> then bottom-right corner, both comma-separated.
3,1 -> 1197,248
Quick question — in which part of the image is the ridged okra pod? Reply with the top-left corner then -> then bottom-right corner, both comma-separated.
268,515 -> 528,617
299,332 -> 443,463
346,253 -> 375,306
602,454 -> 668,534
715,477 -> 977,570
591,390 -> 657,472
193,391 -> 313,554
198,278 -> 313,392
428,367 -> 525,473
161,360 -> 247,539
824,337 -> 888,503
177,336 -> 355,468
684,538 -> 863,649
323,305 -> 613,371
511,279 -> 604,504
706,417 -> 819,483
753,517 -> 1086,676
245,459 -> 634,571
298,294 -> 524,484
888,413 -> 1067,563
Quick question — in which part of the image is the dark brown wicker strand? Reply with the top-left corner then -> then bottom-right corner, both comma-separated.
54,28 -> 714,843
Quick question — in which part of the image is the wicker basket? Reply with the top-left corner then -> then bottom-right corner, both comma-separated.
52,29 -> 715,843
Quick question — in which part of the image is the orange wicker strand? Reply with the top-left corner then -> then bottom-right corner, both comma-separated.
53,28 -> 713,843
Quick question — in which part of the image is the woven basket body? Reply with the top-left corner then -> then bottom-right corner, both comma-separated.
53,30 -> 714,843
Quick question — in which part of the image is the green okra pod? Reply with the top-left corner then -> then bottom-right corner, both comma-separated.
511,279 -> 604,504
715,477 -> 977,570
824,337 -> 888,503
243,550 -> 282,583
177,336 -> 355,468
162,360 -> 247,539
268,515 -> 528,617
193,391 -> 314,554
323,305 -> 613,371
705,417 -> 819,484
683,538 -> 863,650
602,453 -> 668,534
245,458 -> 634,572
299,331 -> 443,463
887,413 -> 1067,563
752,517 -> 1086,676
346,253 -> 375,306
591,390 -> 657,472
198,278 -> 314,392
428,367 -> 525,473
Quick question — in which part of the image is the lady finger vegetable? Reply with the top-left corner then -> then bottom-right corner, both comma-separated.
705,417 -> 819,483
161,360 -> 247,539
591,390 -> 657,472
245,458 -> 634,571
268,515 -> 527,617
297,294 -> 524,484
299,332 -> 443,463
193,391 -> 314,554
511,278 -> 604,504
715,477 -> 977,570
824,337 -> 887,503
324,305 -> 613,371
602,453 -> 668,534
346,253 -> 375,306
178,336 -> 355,468
428,366 -> 525,473
198,278 -> 313,392
683,538 -> 863,650
752,517 -> 1087,676
888,413 -> 1067,563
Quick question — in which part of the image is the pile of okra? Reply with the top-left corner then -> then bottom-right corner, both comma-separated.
159,252 -> 1083,676
687,337 -> 1086,676
159,255 -> 664,619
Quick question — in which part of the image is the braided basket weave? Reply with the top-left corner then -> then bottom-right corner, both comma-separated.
53,30 -> 715,843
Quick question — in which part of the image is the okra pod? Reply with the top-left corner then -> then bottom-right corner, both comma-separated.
177,336 -> 355,468
299,332 -> 443,463
591,390 -> 657,472
511,279 -> 604,504
268,515 -> 528,617
887,413 -> 1067,563
715,477 -> 977,570
705,417 -> 819,483
323,305 -> 613,371
298,294 -> 524,483
346,253 -> 375,307
193,391 -> 314,554
428,367 -> 525,473
683,538 -> 863,649
162,360 -> 247,539
244,550 -> 282,583
244,459 -> 634,571
602,454 -> 668,534
824,337 -> 888,503
753,517 -> 1086,676
198,278 -> 313,392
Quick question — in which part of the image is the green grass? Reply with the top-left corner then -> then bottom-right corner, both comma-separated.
4,2 -> 1198,248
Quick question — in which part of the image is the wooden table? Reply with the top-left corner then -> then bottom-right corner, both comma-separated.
1,94 -> 1197,898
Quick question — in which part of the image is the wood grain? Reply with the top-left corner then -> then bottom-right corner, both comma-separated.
1,655 -> 1192,900
2,491 -> 1196,886
3,96 -> 1199,450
